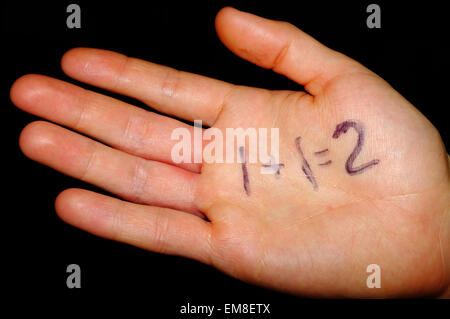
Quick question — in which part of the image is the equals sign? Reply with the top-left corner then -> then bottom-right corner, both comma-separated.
314,149 -> 332,166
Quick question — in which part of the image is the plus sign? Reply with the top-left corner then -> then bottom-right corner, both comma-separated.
261,160 -> 285,176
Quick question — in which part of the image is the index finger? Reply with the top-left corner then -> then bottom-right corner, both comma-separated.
61,48 -> 236,126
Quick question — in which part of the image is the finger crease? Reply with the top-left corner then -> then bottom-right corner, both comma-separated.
212,86 -> 235,126
128,158 -> 150,204
161,68 -> 181,99
73,91 -> 88,130
113,56 -> 131,91
271,39 -> 293,71
122,114 -> 148,153
81,143 -> 98,181
152,212 -> 169,254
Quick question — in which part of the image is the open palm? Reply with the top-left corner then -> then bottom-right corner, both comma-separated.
11,7 -> 450,297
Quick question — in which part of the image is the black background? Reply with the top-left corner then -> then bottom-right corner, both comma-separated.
3,0 -> 449,314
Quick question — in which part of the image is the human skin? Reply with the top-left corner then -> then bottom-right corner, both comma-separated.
10,7 -> 450,297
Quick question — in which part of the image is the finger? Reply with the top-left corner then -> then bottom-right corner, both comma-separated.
55,188 -> 212,264
215,7 -> 367,95
61,48 -> 236,126
19,121 -> 201,215
10,74 -> 201,172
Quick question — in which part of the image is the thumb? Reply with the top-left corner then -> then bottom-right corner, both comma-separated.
215,7 -> 367,96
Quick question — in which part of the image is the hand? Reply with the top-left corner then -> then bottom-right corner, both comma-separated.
11,7 -> 450,297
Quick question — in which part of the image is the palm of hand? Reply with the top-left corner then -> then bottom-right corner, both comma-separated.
204,70 -> 448,297
11,8 -> 449,297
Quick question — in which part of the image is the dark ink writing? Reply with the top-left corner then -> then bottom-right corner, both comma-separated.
239,146 -> 250,195
314,149 -> 329,156
319,160 -> 332,166
332,120 -> 380,175
262,161 -> 285,176
294,137 -> 319,191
